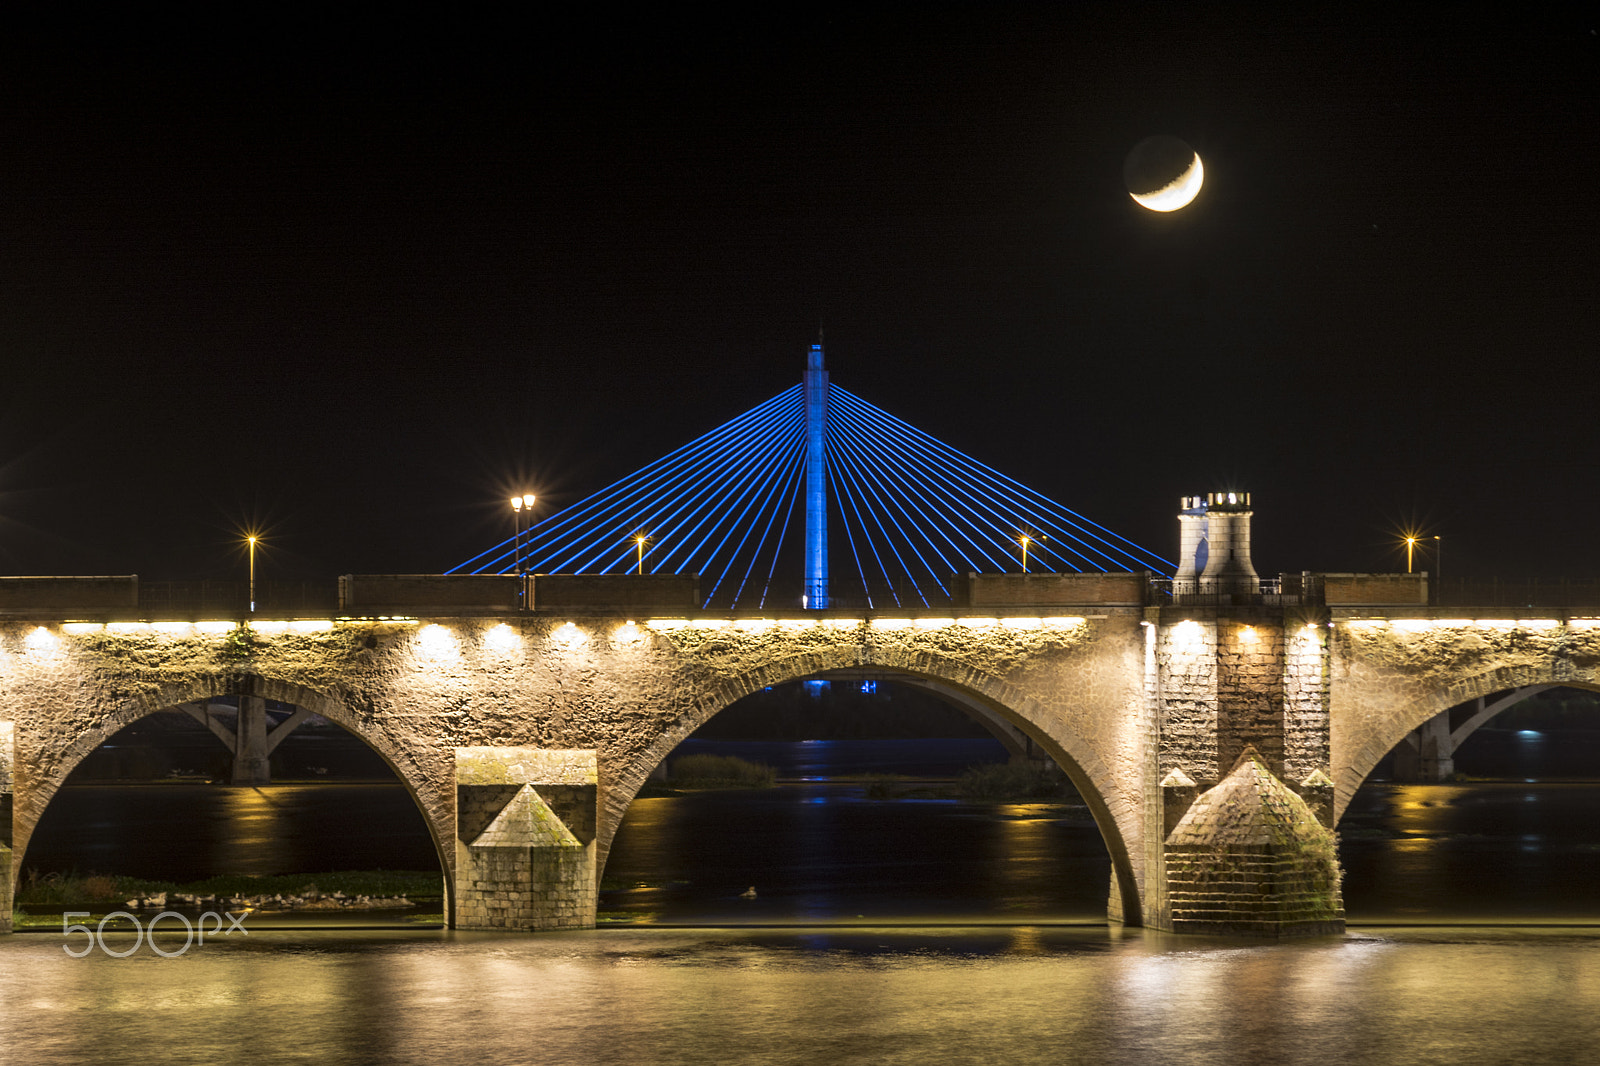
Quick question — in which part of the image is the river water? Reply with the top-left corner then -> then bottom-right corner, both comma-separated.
6,731 -> 1600,1063
3,926 -> 1600,1065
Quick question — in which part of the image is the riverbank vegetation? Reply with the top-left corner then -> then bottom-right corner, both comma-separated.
14,868 -> 442,907
666,753 -> 777,789
956,762 -> 1076,800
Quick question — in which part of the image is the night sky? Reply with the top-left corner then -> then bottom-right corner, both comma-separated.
1,8 -> 1595,585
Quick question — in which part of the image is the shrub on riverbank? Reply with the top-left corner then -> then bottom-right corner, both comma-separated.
668,754 -> 776,789
957,761 -> 1073,800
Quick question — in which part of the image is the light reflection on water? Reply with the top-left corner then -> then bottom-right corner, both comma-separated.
23,784 -> 439,882
4,927 -> 1600,1065
1340,781 -> 1600,922
602,783 -> 1110,925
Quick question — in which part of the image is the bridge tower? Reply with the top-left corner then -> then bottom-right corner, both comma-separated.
1175,492 -> 1259,595
1198,491 -> 1258,594
803,338 -> 829,608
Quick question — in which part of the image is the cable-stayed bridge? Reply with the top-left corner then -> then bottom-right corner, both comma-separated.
450,342 -> 1174,608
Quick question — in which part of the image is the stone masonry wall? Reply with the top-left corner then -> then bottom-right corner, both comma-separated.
1282,623 -> 1331,788
1138,619 -> 1166,926
455,748 -> 598,930
1156,611 -> 1329,792
455,842 -> 596,930
1215,621 -> 1286,775
1329,616 -> 1600,820
0,609 -> 1171,931
1156,618 -> 1221,785
3,605 -> 1591,936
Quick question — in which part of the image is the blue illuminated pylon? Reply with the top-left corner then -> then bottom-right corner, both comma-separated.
803,340 -> 829,609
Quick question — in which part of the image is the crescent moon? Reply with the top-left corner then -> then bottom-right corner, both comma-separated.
1129,153 -> 1203,212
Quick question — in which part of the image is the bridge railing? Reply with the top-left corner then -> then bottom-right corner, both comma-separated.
1147,576 -> 1323,607
137,581 -> 339,616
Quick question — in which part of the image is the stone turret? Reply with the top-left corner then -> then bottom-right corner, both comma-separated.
1176,492 -> 1259,595
1174,495 -> 1210,583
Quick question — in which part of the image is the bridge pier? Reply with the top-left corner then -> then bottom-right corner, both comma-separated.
234,695 -> 270,786
1391,686 -> 1556,783
1392,711 -> 1453,782
181,698 -> 314,786
454,748 -> 599,931
1148,605 -> 1344,936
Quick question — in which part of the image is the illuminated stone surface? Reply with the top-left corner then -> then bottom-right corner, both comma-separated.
1,604 -> 1595,936
1166,747 -> 1343,936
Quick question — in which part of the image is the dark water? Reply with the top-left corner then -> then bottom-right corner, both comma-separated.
1446,724 -> 1600,780
1341,782 -> 1600,922
21,784 -> 440,883
5,926 -> 1600,1066
602,784 -> 1108,923
668,737 -> 1009,779
21,733 -> 1600,924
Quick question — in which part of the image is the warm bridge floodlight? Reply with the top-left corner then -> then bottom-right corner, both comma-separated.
635,533 -> 650,575
1406,536 -> 1417,574
1018,535 -> 1031,574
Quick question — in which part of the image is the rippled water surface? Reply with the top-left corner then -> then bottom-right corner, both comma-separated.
4,926 -> 1600,1065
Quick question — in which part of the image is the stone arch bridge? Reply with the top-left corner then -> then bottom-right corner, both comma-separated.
2,571 -> 1598,937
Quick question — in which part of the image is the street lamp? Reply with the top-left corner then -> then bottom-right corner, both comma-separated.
635,534 -> 649,575
509,494 -> 535,575
1406,536 -> 1417,574
1018,535 -> 1031,574
247,536 -> 258,613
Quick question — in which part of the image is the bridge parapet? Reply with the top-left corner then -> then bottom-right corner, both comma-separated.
0,576 -> 140,615
956,571 -> 1147,607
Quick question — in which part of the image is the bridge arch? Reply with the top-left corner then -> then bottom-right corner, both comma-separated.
1337,662 -> 1600,822
9,670 -> 454,916
601,646 -> 1143,924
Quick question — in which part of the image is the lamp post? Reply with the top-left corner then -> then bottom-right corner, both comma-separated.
247,536 -> 257,614
1434,535 -> 1442,603
1018,535 -> 1031,574
635,534 -> 649,575
1406,536 -> 1417,574
509,494 -> 535,575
